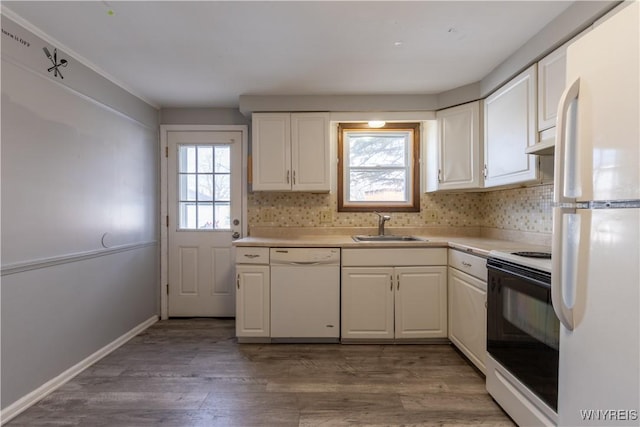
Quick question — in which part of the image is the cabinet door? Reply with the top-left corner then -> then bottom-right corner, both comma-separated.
252,113 -> 291,190
448,267 -> 487,373
484,64 -> 538,187
395,266 -> 447,339
341,267 -> 394,340
538,44 -> 567,131
236,265 -> 270,337
436,101 -> 482,190
291,113 -> 330,191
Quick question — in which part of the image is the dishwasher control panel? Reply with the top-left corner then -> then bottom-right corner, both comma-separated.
270,248 -> 340,264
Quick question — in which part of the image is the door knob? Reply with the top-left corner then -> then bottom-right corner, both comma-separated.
233,219 -> 240,226
232,232 -> 240,239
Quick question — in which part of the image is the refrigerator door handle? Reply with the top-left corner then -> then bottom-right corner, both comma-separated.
552,206 -> 578,330
554,77 -> 581,204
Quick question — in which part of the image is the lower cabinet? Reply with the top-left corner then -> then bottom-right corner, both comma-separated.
236,264 -> 270,339
448,249 -> 487,373
342,265 -> 447,340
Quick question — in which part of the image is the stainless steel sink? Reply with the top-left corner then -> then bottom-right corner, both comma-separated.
352,235 -> 427,242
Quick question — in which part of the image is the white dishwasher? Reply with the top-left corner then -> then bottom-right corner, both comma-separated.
270,247 -> 340,341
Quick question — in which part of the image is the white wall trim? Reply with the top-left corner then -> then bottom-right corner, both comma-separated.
0,315 -> 158,425
159,124 -> 248,320
1,241 -> 158,276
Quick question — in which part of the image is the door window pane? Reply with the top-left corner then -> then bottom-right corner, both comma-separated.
197,146 -> 213,173
215,203 -> 231,229
178,144 -> 232,230
179,175 -> 197,201
215,146 -> 230,173
197,175 -> 214,201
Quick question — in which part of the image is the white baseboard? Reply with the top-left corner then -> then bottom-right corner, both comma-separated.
0,315 -> 158,425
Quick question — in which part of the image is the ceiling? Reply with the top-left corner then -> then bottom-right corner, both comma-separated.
3,1 -> 574,109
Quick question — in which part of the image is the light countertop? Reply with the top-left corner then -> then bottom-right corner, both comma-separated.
234,235 -> 550,258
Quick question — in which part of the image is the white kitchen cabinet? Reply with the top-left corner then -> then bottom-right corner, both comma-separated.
436,101 -> 482,190
538,43 -> 568,132
341,267 -> 395,339
235,248 -> 270,339
341,248 -> 447,340
483,64 -> 539,187
395,266 -> 448,339
447,249 -> 487,374
252,112 -> 330,191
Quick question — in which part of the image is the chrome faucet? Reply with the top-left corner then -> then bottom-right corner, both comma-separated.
374,212 -> 391,236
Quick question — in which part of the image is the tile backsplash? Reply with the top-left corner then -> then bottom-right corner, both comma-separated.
248,184 -> 553,235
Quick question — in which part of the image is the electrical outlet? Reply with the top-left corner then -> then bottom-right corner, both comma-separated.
423,209 -> 438,222
319,209 -> 333,223
262,209 -> 274,223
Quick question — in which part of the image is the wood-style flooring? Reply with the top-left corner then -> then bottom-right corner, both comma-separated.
8,318 -> 515,426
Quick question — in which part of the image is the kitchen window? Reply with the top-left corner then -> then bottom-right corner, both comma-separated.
338,122 -> 420,212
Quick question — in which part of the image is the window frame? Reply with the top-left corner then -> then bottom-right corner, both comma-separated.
177,143 -> 232,230
337,122 -> 420,212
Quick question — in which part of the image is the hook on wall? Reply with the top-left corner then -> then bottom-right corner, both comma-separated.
43,47 -> 68,79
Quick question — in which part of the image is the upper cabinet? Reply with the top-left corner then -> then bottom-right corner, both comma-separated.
537,43 -> 568,132
252,112 -> 330,191
435,101 -> 483,190
483,64 -> 539,188
527,40 -> 571,155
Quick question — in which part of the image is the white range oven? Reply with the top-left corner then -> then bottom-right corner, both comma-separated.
485,250 -> 559,426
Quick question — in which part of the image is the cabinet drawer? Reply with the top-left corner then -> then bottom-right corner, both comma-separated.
342,248 -> 447,267
448,249 -> 487,281
236,247 -> 269,264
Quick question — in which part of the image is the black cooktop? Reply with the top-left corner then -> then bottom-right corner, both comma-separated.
511,251 -> 552,259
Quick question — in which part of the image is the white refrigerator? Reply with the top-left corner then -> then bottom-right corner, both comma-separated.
552,2 -> 639,426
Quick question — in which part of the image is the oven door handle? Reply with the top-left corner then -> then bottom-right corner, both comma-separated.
552,206 -> 577,331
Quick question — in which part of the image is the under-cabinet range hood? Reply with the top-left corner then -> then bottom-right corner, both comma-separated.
526,127 -> 555,155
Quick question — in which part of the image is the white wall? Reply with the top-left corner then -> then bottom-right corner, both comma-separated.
1,15 -> 159,411
160,107 -> 248,126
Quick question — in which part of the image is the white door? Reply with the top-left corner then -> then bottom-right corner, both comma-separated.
167,131 -> 242,316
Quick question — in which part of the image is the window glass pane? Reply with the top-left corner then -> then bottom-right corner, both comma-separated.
197,146 -> 214,173
215,174 -> 231,201
197,203 -> 214,229
349,170 -> 406,202
197,175 -> 213,201
179,146 -> 196,173
179,175 -> 197,201
179,202 -> 197,229
347,133 -> 407,167
215,146 -> 231,173
215,203 -> 231,230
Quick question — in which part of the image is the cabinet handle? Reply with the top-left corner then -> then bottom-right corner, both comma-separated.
236,274 -> 240,289
390,275 -> 393,291
462,261 -> 472,268
397,274 -> 400,290
483,164 -> 488,178
287,170 -> 290,184
293,170 -> 296,185
438,169 -> 442,183
244,254 -> 260,259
